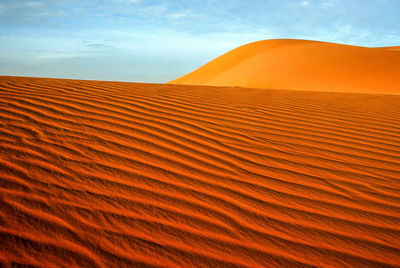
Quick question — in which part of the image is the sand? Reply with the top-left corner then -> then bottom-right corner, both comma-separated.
169,39 -> 400,94
1,75 -> 400,267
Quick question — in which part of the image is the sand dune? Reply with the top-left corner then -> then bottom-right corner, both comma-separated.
169,39 -> 400,94
1,75 -> 400,267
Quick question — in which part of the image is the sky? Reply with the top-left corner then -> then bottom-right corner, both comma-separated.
0,0 -> 400,83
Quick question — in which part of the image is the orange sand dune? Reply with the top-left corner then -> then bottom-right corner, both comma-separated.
169,39 -> 400,94
1,76 -> 400,267
378,46 -> 400,51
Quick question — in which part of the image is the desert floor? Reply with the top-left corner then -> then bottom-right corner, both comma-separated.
1,76 -> 400,267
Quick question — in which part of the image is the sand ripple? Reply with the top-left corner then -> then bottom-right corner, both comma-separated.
1,76 -> 400,267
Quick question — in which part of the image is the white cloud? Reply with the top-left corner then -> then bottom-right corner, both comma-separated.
168,12 -> 188,19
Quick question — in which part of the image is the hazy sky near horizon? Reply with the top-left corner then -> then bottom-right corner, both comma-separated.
1,0 -> 400,82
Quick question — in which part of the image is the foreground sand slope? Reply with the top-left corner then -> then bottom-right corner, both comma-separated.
1,76 -> 400,267
169,39 -> 400,94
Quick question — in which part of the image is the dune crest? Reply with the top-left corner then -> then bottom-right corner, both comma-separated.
169,39 -> 400,94
1,76 -> 400,267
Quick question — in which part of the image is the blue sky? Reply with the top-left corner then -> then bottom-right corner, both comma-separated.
1,0 -> 400,83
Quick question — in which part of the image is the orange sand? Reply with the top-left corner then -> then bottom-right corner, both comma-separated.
169,39 -> 400,94
1,75 -> 400,267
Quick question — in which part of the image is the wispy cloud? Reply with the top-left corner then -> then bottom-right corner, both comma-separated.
320,0 -> 337,9
137,4 -> 167,18
168,12 -> 189,19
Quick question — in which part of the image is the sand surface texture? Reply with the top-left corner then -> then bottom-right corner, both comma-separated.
1,75 -> 400,267
169,39 -> 400,94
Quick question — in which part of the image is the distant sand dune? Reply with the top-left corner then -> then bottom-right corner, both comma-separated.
1,76 -> 400,267
169,39 -> 400,94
